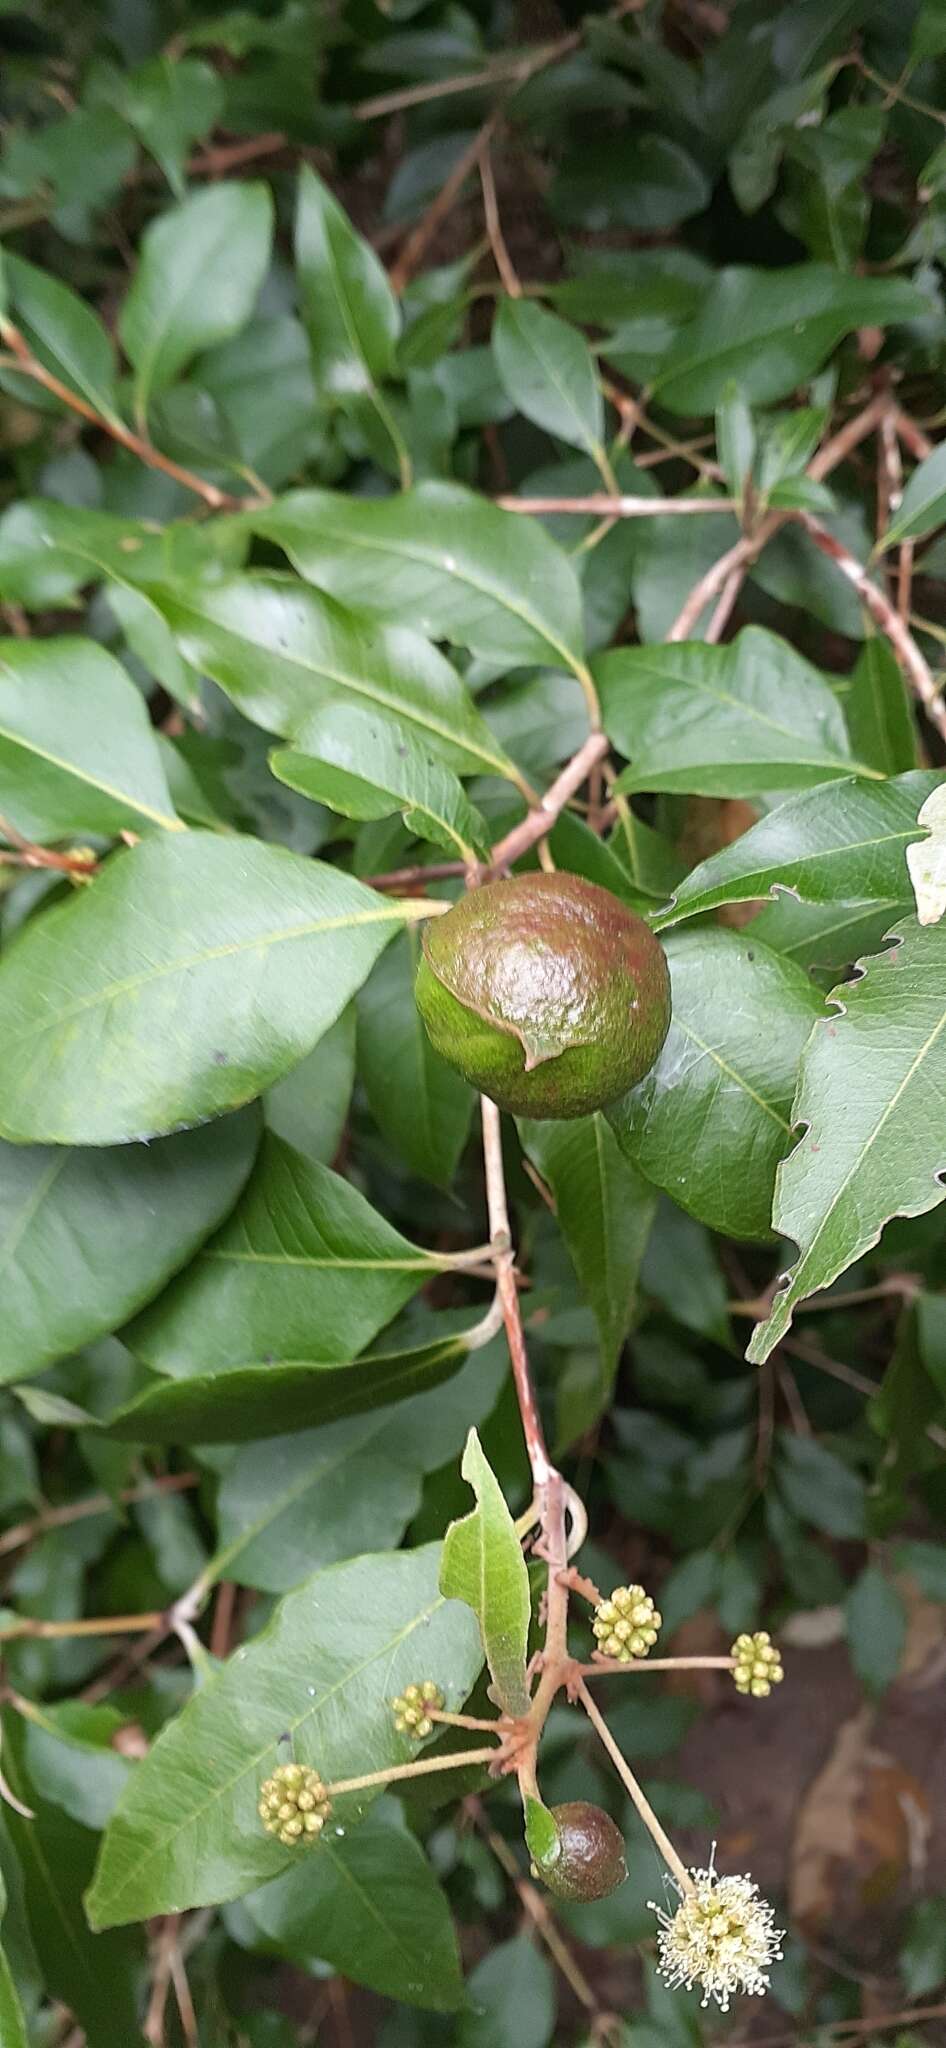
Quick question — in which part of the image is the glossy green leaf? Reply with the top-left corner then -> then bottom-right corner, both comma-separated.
551,133 -> 709,233
458,1938 -> 555,2048
0,1109 -> 255,1385
0,636 -> 181,841
658,772 -> 938,929
295,164 -> 399,397
358,928 -> 474,1188
151,571 -> 518,785
749,919 -> 946,1362
89,55 -> 223,197
654,267 -> 925,414
0,496 -> 248,612
599,627 -> 863,797
205,1343 -> 504,1591
87,1545 -> 482,1926
244,1805 -> 463,2011
3,253 -> 119,422
2,1723 -> 146,2045
841,637 -> 919,776
844,1565 -> 906,1696
492,299 -> 604,459
255,481 -> 587,676
126,1132 -> 441,1375
775,1432 -> 867,1539
748,893 -> 908,977
264,1004 -> 355,1164
882,440 -> 946,548
102,1310 -> 493,1444
0,834 -> 416,1144
119,181 -> 273,415
440,1427 -> 531,1716
607,930 -> 823,1243
272,703 -> 489,861
518,1114 -> 656,1373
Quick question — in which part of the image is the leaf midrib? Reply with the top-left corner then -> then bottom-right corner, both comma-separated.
91,1590 -> 449,1920
272,503 -> 582,676
4,901 -> 409,1047
167,589 -> 512,782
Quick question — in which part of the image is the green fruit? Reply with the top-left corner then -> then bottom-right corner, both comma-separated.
533,1801 -> 628,1902
415,873 -> 670,1119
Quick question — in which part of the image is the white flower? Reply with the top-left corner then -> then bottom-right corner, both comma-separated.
650,1861 -> 783,2012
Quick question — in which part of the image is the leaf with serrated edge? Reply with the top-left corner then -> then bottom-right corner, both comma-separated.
749,919 -> 946,1362
440,1427 -> 531,1716
0,834 -> 420,1145
656,772 -> 938,930
87,1545 -> 482,1927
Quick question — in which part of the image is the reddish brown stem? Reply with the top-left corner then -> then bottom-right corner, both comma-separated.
481,1094 -> 551,1488
496,493 -> 738,517
0,318 -> 245,511
390,119 -> 496,295
800,512 -> 946,741
487,731 -> 609,873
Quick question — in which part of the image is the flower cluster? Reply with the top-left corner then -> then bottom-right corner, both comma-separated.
258,1762 -> 331,1848
652,1864 -> 784,2011
731,1631 -> 784,1698
391,1679 -> 444,1739
592,1584 -> 661,1661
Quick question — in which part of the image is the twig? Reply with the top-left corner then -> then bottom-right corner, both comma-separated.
0,1471 -> 198,1560
578,1655 -> 736,1676
145,1918 -> 179,2048
467,1797 -> 621,2038
168,1944 -> 199,2048
800,512 -> 946,742
576,1680 -> 694,1893
0,318 -> 245,512
480,142 -> 522,298
481,1095 -> 551,1488
705,564 -> 744,641
389,118 -> 497,295
892,406 -> 934,462
487,731 -> 610,874
0,1610 -> 165,1643
741,1998 -> 946,2048
352,38 -> 583,122
325,1746 -> 499,1798
496,493 -> 739,517
666,519 -> 779,640
784,1332 -> 946,1452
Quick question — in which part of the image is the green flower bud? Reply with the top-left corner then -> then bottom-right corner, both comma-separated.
532,1801 -> 628,1902
391,1679 -> 444,1740
592,1584 -> 661,1662
731,1631 -> 784,1698
415,874 -> 671,1120
259,1762 -> 331,1847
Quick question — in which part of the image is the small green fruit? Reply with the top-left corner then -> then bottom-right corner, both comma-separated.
415,873 -> 670,1119
533,1801 -> 628,1901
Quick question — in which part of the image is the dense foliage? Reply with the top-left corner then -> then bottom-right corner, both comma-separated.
1,0 -> 946,2042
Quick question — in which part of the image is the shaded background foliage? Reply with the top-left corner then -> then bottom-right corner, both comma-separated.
1,0 -> 946,2043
